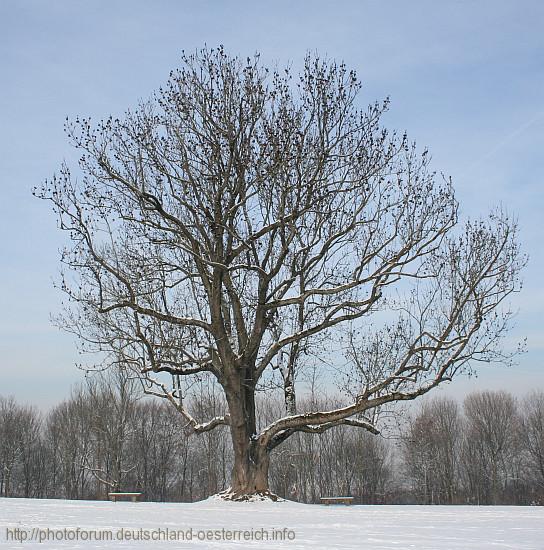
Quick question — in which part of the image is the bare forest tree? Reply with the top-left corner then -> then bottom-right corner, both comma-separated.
80,369 -> 138,496
129,400 -> 192,502
402,397 -> 461,504
522,391 -> 544,491
36,47 -> 525,499
46,389 -> 93,499
0,397 -> 41,498
462,391 -> 520,504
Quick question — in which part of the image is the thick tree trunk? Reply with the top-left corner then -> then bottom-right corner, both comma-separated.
221,378 -> 276,500
229,436 -> 271,498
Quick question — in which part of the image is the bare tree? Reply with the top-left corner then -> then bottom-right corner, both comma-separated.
36,46 -> 525,499
129,400 -> 193,502
17,409 -> 42,498
522,391 -> 544,493
402,397 -> 461,503
81,369 -> 138,496
0,397 -> 41,498
462,390 -> 519,504
45,390 -> 93,499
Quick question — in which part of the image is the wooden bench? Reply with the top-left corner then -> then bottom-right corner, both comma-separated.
108,492 -> 142,503
320,496 -> 354,506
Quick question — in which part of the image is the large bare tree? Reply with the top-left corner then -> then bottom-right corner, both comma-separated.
36,47 -> 524,499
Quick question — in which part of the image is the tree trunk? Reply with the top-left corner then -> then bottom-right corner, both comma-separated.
229,436 -> 271,498
222,379 -> 276,500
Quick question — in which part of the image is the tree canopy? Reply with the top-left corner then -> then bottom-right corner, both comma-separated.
36,47 -> 525,499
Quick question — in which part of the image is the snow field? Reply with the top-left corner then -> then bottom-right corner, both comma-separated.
0,497 -> 543,549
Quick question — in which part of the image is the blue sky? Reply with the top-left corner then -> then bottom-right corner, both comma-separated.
0,1 -> 543,407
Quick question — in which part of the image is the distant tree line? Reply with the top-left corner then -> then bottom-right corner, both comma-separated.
1,371 -> 543,505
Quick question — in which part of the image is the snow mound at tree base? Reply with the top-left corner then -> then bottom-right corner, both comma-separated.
212,489 -> 285,502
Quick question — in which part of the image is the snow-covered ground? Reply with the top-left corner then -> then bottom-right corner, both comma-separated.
0,497 -> 542,549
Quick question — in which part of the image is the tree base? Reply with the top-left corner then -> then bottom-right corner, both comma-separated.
215,488 -> 283,502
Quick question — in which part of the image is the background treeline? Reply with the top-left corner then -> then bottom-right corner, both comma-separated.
1,371 -> 543,505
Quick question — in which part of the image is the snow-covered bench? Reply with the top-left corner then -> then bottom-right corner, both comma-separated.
320,496 -> 354,505
108,492 -> 142,503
